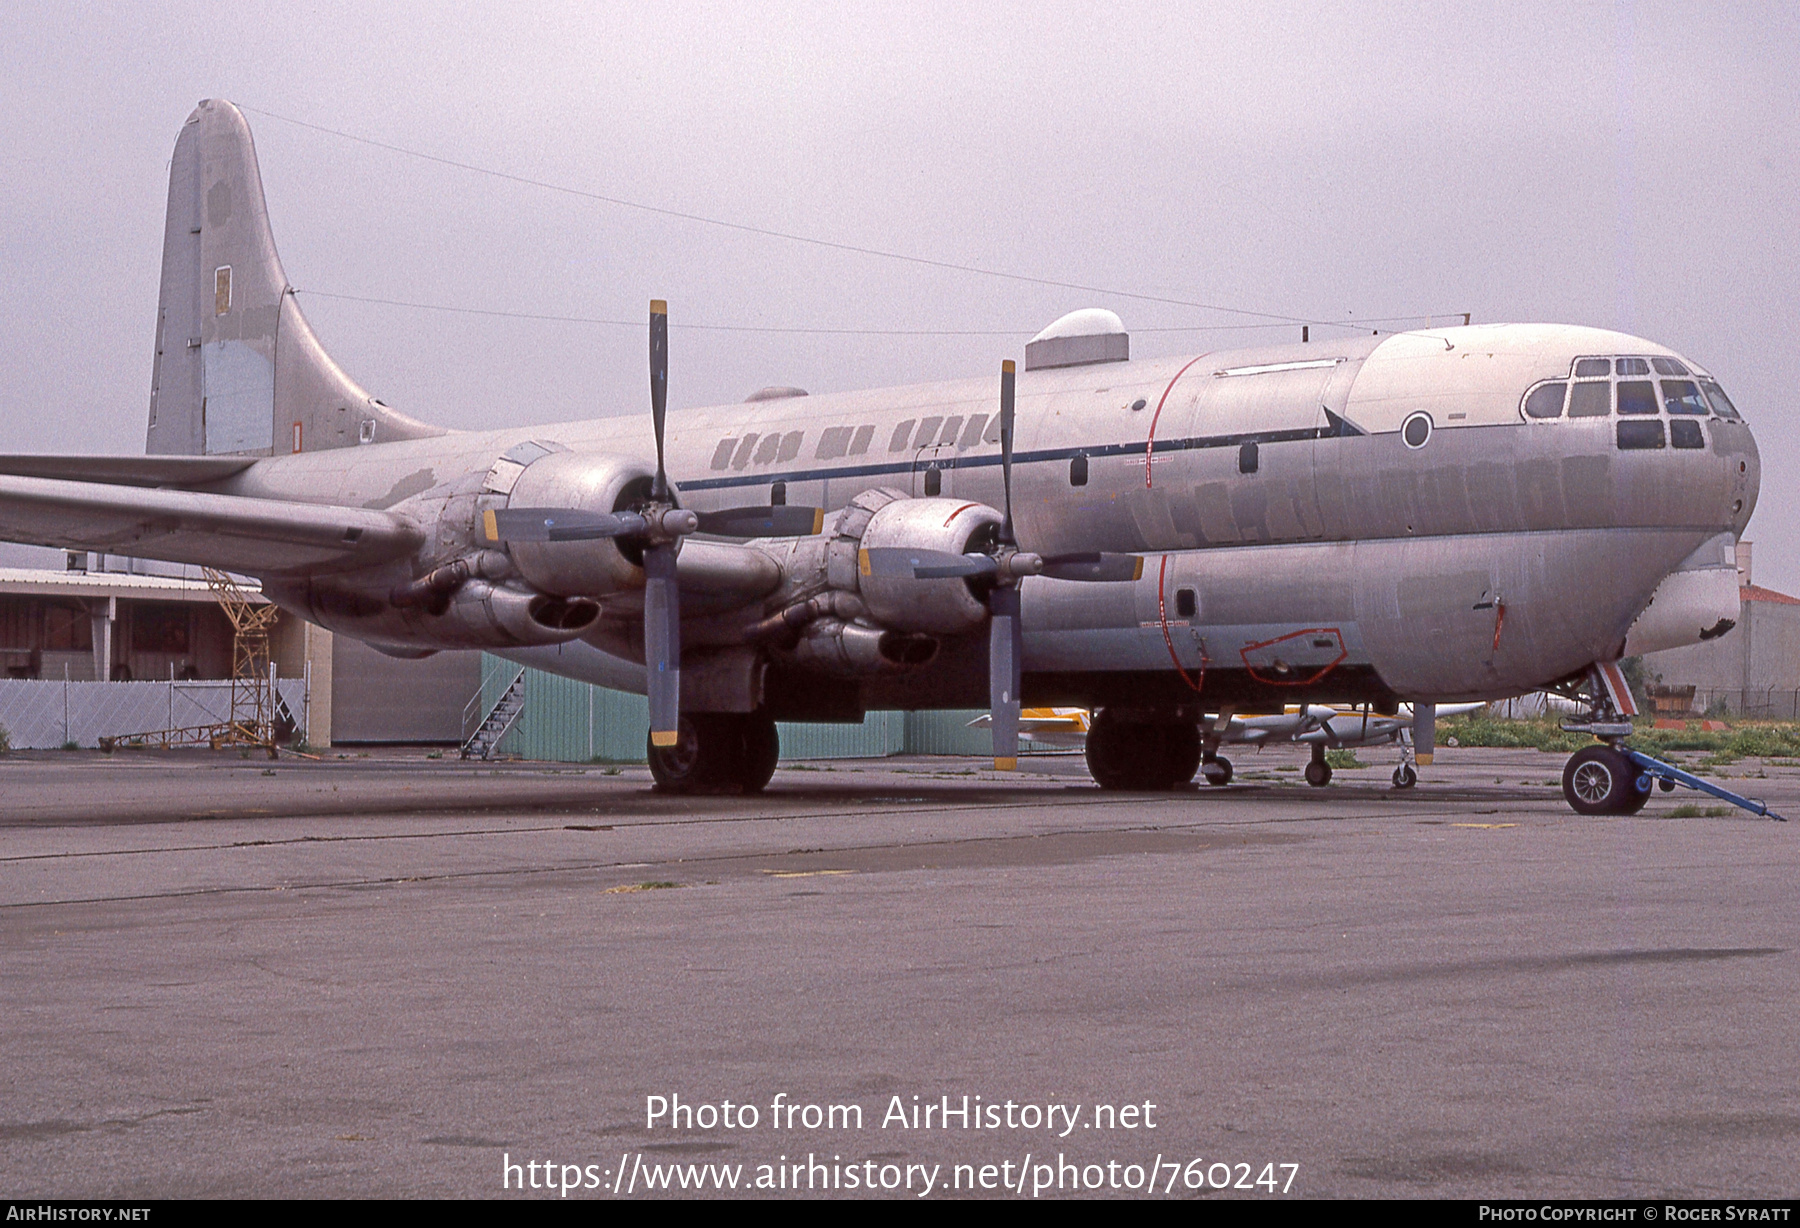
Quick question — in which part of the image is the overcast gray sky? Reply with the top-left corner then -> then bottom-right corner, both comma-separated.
2,1 -> 1796,589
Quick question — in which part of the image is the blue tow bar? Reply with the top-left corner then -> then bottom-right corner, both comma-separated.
1624,749 -> 1788,822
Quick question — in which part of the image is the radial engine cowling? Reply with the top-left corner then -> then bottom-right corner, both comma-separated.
856,497 -> 1003,634
503,452 -> 660,597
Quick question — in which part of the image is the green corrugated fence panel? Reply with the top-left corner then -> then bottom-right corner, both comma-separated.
903,709 -> 992,755
776,710 -> 904,760
477,655 -> 1010,764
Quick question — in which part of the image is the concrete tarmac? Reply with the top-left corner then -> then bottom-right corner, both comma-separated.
2,742 -> 1797,1199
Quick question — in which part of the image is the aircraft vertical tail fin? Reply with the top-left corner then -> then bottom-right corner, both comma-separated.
146,99 -> 443,458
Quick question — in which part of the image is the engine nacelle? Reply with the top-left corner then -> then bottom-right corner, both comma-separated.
504,452 -> 660,597
856,497 -> 1003,634
439,579 -> 601,648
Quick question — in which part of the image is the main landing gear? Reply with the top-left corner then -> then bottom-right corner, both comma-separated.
647,712 -> 780,795
1086,708 -> 1202,791
1304,743 -> 1332,788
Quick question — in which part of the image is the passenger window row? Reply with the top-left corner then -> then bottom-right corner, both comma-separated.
709,412 -> 1004,471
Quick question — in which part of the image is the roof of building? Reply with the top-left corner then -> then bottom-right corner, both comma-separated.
0,568 -> 265,604
1743,584 -> 1800,606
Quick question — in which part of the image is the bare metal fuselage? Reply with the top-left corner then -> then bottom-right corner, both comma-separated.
228,320 -> 1757,715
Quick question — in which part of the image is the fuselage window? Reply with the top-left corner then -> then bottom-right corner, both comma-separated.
1617,419 -> 1666,449
1616,381 -> 1658,415
938,416 -> 964,446
982,415 -> 1003,444
770,479 -> 787,505
1523,382 -> 1567,418
1239,440 -> 1260,472
711,439 -> 737,470
1669,419 -> 1706,449
1662,380 -> 1707,415
1573,358 -> 1611,377
889,420 -> 916,451
1701,381 -> 1743,420
753,433 -> 782,464
923,465 -> 942,497
1069,454 -> 1088,486
848,424 -> 875,455
1568,382 -> 1611,417
1616,357 -> 1651,375
777,430 -> 804,461
731,434 -> 760,469
959,414 -> 989,447
1175,588 -> 1197,618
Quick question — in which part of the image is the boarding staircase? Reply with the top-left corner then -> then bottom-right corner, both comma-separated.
461,668 -> 527,760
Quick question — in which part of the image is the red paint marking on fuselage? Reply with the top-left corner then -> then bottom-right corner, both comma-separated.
1145,353 -> 1211,489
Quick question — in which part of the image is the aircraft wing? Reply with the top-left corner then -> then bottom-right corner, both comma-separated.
0,454 -> 257,488
0,472 -> 424,574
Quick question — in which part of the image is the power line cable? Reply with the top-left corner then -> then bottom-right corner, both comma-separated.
293,289 -> 1456,337
247,105 -> 1455,332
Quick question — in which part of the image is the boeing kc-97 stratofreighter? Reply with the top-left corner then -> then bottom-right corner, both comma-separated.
0,101 -> 1763,816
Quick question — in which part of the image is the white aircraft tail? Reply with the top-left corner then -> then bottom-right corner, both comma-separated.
146,99 -> 443,458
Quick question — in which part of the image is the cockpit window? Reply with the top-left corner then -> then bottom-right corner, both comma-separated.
1616,357 -> 1650,376
1701,381 -> 1743,421
1573,358 -> 1611,377
1617,380 -> 1658,414
1662,380 -> 1708,415
1651,356 -> 1690,376
1523,382 -> 1567,418
1568,382 -> 1611,417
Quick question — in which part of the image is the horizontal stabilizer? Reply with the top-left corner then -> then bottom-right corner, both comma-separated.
0,474 -> 423,574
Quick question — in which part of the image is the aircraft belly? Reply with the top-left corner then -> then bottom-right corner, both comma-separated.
1015,527 -> 1716,703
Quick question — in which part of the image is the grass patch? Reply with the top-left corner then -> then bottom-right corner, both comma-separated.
1441,716 -> 1800,762
1324,749 -> 1370,769
605,881 -> 682,894
1667,804 -> 1732,818
1437,717 -> 1589,752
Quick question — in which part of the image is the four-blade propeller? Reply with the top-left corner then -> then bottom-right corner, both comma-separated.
486,312 -> 1143,770
483,300 -> 824,748
859,360 -> 1143,770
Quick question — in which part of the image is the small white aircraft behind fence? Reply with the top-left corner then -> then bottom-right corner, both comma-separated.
975,702 -> 1485,787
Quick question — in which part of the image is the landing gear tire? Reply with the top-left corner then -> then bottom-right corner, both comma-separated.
647,713 -> 781,795
1392,764 -> 1418,789
1304,756 -> 1333,788
1086,709 -> 1201,790
1201,757 -> 1233,787
1562,745 -> 1648,815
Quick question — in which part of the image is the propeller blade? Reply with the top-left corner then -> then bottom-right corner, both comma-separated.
858,546 -> 998,580
650,299 -> 669,499
1038,552 -> 1145,583
483,507 -> 646,543
999,359 -> 1016,546
643,542 -> 681,747
694,505 -> 826,538
989,584 -> 1022,770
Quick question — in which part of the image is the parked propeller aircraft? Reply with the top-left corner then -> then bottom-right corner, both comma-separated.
972,703 -> 1486,787
0,101 -> 1763,814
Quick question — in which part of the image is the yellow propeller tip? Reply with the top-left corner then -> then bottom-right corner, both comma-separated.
650,299 -> 667,315
481,509 -> 499,542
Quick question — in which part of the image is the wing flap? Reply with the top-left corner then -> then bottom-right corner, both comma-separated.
0,473 -> 422,574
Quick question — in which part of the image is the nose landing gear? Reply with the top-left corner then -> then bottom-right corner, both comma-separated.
1552,662 -> 1784,820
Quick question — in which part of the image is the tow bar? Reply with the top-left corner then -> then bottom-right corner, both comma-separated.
1624,749 -> 1787,822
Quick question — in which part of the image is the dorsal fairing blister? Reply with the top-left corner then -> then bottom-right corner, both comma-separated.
145,99 -> 444,459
